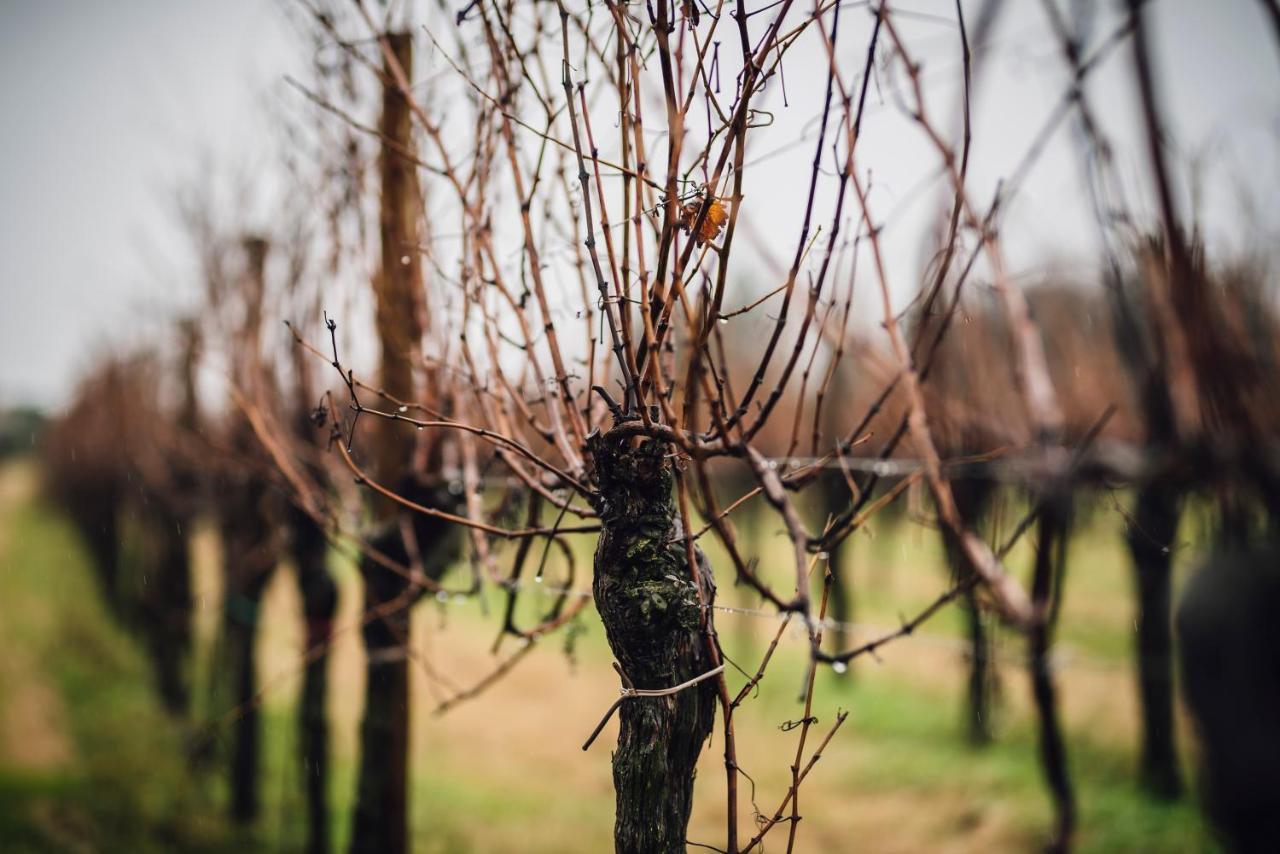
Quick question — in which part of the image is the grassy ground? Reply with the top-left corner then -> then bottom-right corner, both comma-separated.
0,458 -> 1219,852
0,462 -> 243,852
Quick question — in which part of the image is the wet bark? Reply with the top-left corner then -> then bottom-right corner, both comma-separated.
588,432 -> 717,854
1125,483 -> 1182,800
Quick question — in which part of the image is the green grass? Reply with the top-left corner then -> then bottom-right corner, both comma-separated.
0,459 -> 1221,852
0,464 -> 244,852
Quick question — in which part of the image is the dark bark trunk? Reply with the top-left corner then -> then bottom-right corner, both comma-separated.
348,27 -> 441,854
300,644 -> 332,854
350,545 -> 411,854
141,318 -> 200,718
828,549 -> 852,671
350,485 -> 459,854
589,432 -> 717,854
145,506 -> 193,715
293,508 -> 337,854
1177,543 -> 1280,852
74,496 -> 122,613
219,480 -> 278,826
821,472 -> 853,672
213,229 -> 275,824
961,585 -> 994,745
370,29 -> 426,502
945,478 -> 996,744
1030,499 -> 1075,853
227,578 -> 265,825
1126,483 -> 1182,800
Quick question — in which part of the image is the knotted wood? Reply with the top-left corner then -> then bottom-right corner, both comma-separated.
589,431 -> 717,854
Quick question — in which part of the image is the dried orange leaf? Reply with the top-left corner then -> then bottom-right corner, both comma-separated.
681,197 -> 728,246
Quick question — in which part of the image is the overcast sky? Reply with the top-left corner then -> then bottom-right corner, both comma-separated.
0,0 -> 295,408
1,0 -> 1277,410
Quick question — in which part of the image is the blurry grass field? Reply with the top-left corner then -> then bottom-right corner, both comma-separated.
0,458 -> 1218,852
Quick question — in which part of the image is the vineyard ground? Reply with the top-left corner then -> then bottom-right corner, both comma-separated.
0,459 -> 1216,852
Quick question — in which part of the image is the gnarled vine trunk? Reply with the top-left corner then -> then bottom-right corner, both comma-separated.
589,431 -> 717,854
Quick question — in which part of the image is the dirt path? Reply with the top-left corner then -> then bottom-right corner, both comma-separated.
0,463 -> 74,772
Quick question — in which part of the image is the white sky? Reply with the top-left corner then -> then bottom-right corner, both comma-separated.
1,0 -> 1277,409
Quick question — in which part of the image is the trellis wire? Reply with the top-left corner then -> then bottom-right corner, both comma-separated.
437,575 -> 1130,674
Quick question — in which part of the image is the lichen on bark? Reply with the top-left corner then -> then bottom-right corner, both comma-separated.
588,429 -> 717,854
